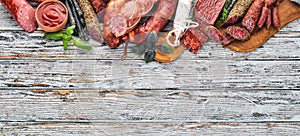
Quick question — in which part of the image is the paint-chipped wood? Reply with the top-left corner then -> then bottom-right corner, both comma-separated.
1,89 -> 300,121
0,122 -> 300,135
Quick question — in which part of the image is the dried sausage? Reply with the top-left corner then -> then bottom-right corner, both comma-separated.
77,0 -> 104,43
0,0 -> 37,32
257,6 -> 269,28
224,0 -> 254,26
272,0 -> 280,28
242,0 -> 264,33
266,7 -> 272,29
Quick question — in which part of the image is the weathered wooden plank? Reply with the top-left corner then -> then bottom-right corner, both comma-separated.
0,89 -> 299,121
0,28 -> 299,60
0,122 -> 300,135
0,59 -> 299,89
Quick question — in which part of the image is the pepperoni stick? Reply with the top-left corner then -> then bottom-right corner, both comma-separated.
266,7 -> 272,29
272,0 -> 281,28
242,0 -> 264,33
257,5 -> 269,28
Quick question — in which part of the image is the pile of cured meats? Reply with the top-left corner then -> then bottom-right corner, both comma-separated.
182,0 -> 284,54
0,0 -> 296,56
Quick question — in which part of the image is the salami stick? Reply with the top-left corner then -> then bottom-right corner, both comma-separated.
224,0 -> 254,26
1,0 -> 37,32
257,5 -> 269,28
242,0 -> 264,33
77,0 -> 104,43
266,7 -> 272,29
272,0 -> 281,28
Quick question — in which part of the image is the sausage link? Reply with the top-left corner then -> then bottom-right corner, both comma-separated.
224,0 -> 254,26
266,7 -> 272,29
129,0 -> 178,44
257,6 -> 269,28
1,0 -> 37,32
242,0 -> 264,33
77,0 -> 104,43
265,0 -> 276,6
272,0 -> 281,28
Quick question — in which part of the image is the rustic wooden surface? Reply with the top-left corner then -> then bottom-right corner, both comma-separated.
0,3 -> 300,135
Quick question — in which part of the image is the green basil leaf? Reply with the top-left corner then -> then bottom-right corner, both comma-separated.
63,39 -> 69,50
66,25 -> 76,36
72,38 -> 93,50
44,32 -> 64,40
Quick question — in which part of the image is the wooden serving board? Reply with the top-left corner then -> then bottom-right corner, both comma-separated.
225,0 -> 300,52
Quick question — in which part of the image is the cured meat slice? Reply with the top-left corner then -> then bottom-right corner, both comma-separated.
1,0 -> 37,32
194,0 -> 227,25
225,26 -> 250,41
222,33 -> 234,45
181,29 -> 203,54
189,27 -> 208,43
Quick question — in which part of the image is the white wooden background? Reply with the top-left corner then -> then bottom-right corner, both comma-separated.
0,3 -> 300,135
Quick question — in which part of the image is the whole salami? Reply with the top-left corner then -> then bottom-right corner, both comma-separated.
0,0 -> 37,32
242,0 -> 264,33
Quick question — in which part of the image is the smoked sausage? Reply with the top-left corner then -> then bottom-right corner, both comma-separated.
242,0 -> 264,33
0,0 -> 37,32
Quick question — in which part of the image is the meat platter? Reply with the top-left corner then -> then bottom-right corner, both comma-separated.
0,0 -> 299,63
225,0 -> 300,52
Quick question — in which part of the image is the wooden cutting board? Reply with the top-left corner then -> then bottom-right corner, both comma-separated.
224,0 -> 300,52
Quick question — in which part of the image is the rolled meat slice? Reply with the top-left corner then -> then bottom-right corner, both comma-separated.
0,0 -> 37,32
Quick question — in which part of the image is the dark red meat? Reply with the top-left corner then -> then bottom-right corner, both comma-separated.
272,2 -> 280,28
189,27 -> 208,43
194,0 -> 227,25
181,29 -> 203,54
129,0 -> 178,44
1,0 -> 37,32
242,0 -> 264,33
257,6 -> 269,28
221,33 -> 234,45
266,7 -> 272,29
89,0 -> 107,21
206,26 -> 224,43
225,26 -> 250,41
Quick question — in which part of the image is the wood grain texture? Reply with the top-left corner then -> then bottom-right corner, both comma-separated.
0,2 -> 299,135
1,89 -> 300,121
1,122 -> 300,135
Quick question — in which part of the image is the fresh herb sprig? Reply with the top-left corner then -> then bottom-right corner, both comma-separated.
44,25 -> 93,50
